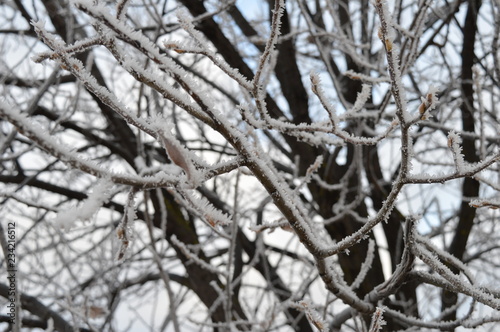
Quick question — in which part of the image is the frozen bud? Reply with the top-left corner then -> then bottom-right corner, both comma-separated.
378,27 -> 384,40
310,72 -> 321,95
418,98 -> 428,115
418,86 -> 439,118
345,71 -> 361,80
206,215 -> 218,227
116,226 -> 125,239
163,41 -> 186,53
426,92 -> 434,104
59,62 -> 69,71
280,223 -> 295,233
384,39 -> 393,52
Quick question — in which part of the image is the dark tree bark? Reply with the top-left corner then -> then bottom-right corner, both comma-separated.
441,0 -> 482,326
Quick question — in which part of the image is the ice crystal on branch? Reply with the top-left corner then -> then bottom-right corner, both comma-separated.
54,179 -> 114,231
2,0 -> 500,331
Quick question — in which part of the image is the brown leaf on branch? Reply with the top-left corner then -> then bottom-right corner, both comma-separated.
157,129 -> 195,183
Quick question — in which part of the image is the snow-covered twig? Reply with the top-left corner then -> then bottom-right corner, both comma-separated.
412,242 -> 500,309
170,235 -> 229,277
171,10 -> 252,90
293,300 -> 329,332
368,306 -> 386,332
315,257 -> 373,314
374,0 -> 409,124
116,188 -> 137,260
350,239 -> 375,291
0,100 -> 179,188
310,72 -> 398,145
252,0 -> 285,102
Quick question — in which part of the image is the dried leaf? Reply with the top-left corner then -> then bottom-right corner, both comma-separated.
157,130 -> 195,183
87,305 -> 107,319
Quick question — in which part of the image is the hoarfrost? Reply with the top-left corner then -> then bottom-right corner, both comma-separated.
54,179 -> 114,231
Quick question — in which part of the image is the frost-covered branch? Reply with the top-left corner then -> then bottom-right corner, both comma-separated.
2,0 -> 500,331
0,100 -> 179,188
